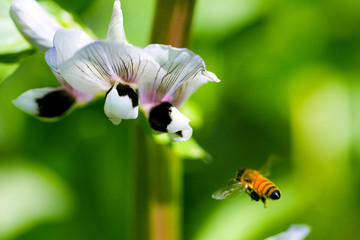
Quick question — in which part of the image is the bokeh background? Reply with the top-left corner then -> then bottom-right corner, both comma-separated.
1,0 -> 360,239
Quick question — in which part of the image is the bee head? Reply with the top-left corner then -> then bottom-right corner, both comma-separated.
236,168 -> 246,181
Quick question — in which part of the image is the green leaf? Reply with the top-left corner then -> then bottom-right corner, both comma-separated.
0,62 -> 19,84
0,160 -> 74,239
0,0 -> 94,58
0,49 -> 36,63
172,138 -> 212,163
0,0 -> 32,56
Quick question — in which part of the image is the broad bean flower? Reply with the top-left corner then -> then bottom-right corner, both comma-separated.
10,0 -> 220,141
11,0 -> 103,119
138,45 -> 220,141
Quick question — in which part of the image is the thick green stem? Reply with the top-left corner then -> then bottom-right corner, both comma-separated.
151,0 -> 196,47
131,122 -> 182,240
130,1 -> 196,239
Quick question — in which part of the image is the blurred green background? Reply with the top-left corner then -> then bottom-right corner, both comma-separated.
1,0 -> 360,239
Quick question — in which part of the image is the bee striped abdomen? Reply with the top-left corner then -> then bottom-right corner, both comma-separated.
253,177 -> 280,200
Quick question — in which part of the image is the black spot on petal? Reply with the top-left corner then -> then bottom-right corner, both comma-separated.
149,102 -> 172,132
106,84 -> 138,108
175,131 -> 183,137
36,89 -> 75,117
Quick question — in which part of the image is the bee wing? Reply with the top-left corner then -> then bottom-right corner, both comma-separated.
259,154 -> 282,177
212,181 -> 245,200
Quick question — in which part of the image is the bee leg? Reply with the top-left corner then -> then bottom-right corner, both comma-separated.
246,187 -> 260,201
261,197 -> 268,208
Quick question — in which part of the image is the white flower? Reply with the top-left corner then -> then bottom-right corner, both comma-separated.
11,0 -> 126,120
138,45 -> 220,141
10,0 -> 221,141
59,41 -> 220,141
59,40 -> 157,124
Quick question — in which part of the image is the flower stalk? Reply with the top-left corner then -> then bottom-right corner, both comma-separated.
131,121 -> 182,240
151,0 -> 196,47
131,0 -> 197,239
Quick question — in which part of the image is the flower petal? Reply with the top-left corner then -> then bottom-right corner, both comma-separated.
170,69 -> 220,107
104,83 -> 139,125
139,44 -> 220,107
45,47 -> 94,103
13,87 -> 76,118
149,102 -> 192,142
52,29 -> 93,64
107,0 -> 127,44
265,224 -> 311,240
45,47 -> 61,78
60,40 -> 158,94
10,0 -> 63,51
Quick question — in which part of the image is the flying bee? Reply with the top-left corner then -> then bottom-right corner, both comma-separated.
212,168 -> 281,207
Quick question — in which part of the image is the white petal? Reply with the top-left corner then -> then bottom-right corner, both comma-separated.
171,69 -> 220,107
12,87 -> 75,118
45,48 -> 95,103
265,224 -> 311,240
104,83 -> 139,125
53,29 -> 93,64
45,47 -> 61,77
167,106 -> 192,141
139,44 -> 220,107
60,40 -> 159,94
168,128 -> 193,142
45,29 -> 93,89
10,0 -> 63,51
107,0 -> 127,44
148,102 -> 192,142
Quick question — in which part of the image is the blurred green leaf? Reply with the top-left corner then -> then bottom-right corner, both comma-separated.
0,0 -> 32,56
0,49 -> 36,63
193,0 -> 262,40
0,63 -> 19,84
172,138 -> 211,163
0,159 -> 74,239
180,100 -> 203,129
39,0 -> 93,34
53,0 -> 98,16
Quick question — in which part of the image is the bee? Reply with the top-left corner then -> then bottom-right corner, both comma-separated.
212,167 -> 281,207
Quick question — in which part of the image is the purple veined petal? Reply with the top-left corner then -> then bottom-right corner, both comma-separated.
10,0 -> 63,52
45,47 -> 94,103
170,69 -> 219,107
12,87 -> 76,119
60,40 -> 159,95
107,0 -> 127,44
139,44 -> 220,107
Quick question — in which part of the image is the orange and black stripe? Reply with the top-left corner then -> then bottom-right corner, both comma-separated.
252,177 -> 281,200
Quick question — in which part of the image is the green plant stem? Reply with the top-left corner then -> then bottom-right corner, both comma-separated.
151,0 -> 196,47
129,1 -> 196,239
131,121 -> 182,240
